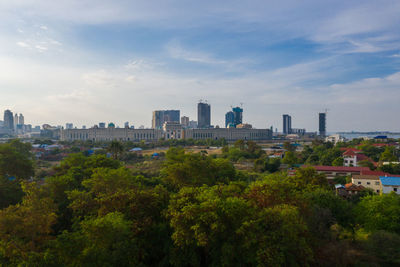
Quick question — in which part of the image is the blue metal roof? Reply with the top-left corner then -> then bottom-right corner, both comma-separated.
380,177 -> 400,186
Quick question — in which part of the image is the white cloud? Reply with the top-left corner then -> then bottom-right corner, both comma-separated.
16,41 -> 30,48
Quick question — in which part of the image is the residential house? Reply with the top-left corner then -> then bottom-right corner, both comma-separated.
379,177 -> 400,195
313,166 -> 370,180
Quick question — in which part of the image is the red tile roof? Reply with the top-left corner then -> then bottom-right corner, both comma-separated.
340,148 -> 362,153
313,166 -> 370,172
345,183 -> 365,191
360,170 -> 388,176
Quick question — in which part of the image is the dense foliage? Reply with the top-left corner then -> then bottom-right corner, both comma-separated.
0,139 -> 400,266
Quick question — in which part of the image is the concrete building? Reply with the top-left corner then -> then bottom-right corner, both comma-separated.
181,116 -> 189,127
197,102 -> 211,128
351,171 -> 390,194
66,123 -> 74,129
163,122 -> 183,139
326,134 -> 345,144
61,128 -> 163,142
61,126 -> 272,142
152,110 -> 180,129
343,149 -> 374,167
319,112 -> 326,137
380,177 -> 400,195
188,120 -> 197,129
282,114 -> 292,135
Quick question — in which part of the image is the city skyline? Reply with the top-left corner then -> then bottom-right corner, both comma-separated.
1,1 -> 400,131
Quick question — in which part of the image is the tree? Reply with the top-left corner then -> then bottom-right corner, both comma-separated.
358,160 -> 375,170
108,141 -> 124,160
0,182 -> 57,265
379,146 -> 398,162
355,192 -> 400,234
283,141 -> 295,152
0,143 -> 34,179
282,151 -> 297,166
45,212 -> 138,266
161,149 -> 236,188
332,157 -> 344,166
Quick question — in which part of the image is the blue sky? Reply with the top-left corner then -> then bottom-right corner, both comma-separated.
1,0 -> 400,131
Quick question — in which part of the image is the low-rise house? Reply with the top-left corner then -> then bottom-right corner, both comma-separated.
342,149 -> 375,167
345,183 -> 365,195
351,171 -> 390,194
313,166 -> 370,180
379,177 -> 400,195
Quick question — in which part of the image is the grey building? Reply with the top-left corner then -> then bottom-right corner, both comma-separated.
3,110 -> 14,131
197,102 -> 211,128
152,110 -> 180,129
181,116 -> 189,127
319,113 -> 326,137
61,126 -> 272,142
282,114 -> 292,135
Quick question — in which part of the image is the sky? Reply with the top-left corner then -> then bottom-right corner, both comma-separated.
1,0 -> 400,132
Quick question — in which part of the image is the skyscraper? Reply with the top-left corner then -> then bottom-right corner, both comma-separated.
225,111 -> 235,128
99,122 -> 106,128
14,113 -> 18,129
3,110 -> 14,130
66,123 -> 73,129
18,114 -> 24,125
197,101 -> 211,128
319,113 -> 326,137
232,107 -> 243,126
282,114 -> 292,135
152,110 -> 180,129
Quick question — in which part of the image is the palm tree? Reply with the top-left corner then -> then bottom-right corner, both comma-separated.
108,140 -> 124,160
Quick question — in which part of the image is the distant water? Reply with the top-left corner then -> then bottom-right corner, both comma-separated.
336,133 -> 400,140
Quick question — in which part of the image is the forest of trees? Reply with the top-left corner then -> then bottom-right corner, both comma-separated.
0,139 -> 400,266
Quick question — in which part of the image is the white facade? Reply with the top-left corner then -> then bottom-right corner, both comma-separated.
352,175 -> 381,193
344,155 -> 357,167
61,126 -> 272,142
325,134 -> 345,144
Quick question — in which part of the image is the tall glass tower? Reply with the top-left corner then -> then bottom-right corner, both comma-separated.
197,102 -> 211,128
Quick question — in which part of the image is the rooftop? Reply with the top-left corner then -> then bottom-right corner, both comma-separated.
380,177 -> 400,186
313,166 -> 369,172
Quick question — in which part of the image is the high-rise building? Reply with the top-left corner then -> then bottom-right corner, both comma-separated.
18,114 -> 24,125
282,114 -> 292,135
3,110 -> 14,130
14,113 -> 18,129
152,110 -> 180,129
66,123 -> 73,129
225,111 -> 235,128
181,116 -> 189,127
124,122 -> 129,128
99,122 -> 106,128
197,102 -> 211,128
319,113 -> 326,137
232,107 -> 243,126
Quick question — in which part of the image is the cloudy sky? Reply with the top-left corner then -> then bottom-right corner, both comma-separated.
1,0 -> 400,131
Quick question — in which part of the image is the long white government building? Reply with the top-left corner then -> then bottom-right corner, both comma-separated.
60,122 -> 272,142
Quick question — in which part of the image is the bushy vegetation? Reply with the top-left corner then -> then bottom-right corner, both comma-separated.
0,139 -> 400,266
